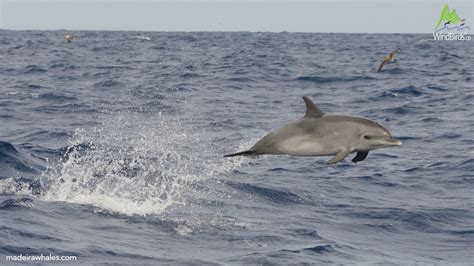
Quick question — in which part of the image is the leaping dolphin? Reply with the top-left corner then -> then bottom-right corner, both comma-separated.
377,48 -> 400,72
224,96 -> 401,165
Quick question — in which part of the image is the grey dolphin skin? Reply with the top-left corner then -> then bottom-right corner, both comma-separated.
224,96 -> 401,165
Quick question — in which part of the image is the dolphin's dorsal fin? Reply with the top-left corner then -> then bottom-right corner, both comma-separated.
303,96 -> 324,118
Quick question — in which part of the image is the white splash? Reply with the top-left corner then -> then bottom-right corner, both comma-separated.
135,35 -> 151,41
41,112 -> 195,215
0,179 -> 34,195
40,111 -> 248,216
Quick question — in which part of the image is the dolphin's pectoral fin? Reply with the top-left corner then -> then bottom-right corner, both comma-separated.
352,151 -> 369,163
326,149 -> 351,165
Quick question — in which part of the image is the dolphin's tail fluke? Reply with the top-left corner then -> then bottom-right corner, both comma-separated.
223,150 -> 256,157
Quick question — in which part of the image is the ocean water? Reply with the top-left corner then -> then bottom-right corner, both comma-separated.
0,30 -> 472,264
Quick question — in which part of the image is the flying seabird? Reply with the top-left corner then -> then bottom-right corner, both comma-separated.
65,34 -> 76,43
377,48 -> 400,72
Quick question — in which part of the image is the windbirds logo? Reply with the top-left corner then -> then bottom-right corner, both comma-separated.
433,4 -> 471,41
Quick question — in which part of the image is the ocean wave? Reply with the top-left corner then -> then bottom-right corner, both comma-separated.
0,197 -> 34,209
38,92 -> 77,102
94,80 -> 124,88
0,141 -> 45,177
225,181 -> 304,204
23,65 -> 47,74
390,86 -> 423,97
382,105 -> 419,115
294,75 -> 374,83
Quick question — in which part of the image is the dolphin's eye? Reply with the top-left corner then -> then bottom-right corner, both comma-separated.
364,135 -> 372,140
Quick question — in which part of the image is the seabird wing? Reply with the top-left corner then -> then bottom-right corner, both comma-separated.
377,59 -> 389,72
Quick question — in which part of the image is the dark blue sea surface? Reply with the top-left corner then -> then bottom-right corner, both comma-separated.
0,30 -> 473,264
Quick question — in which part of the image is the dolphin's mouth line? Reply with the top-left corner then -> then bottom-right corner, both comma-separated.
384,137 -> 402,146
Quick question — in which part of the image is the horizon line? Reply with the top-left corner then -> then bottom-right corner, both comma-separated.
0,28 -> 438,35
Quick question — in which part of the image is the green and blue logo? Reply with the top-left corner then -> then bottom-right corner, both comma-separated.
434,4 -> 470,33
433,4 -> 471,41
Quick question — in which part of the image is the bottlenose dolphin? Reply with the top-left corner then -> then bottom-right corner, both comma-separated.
377,48 -> 400,72
224,96 -> 401,165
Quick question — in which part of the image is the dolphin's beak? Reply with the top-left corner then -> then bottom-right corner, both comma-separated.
386,137 -> 402,146
376,137 -> 401,147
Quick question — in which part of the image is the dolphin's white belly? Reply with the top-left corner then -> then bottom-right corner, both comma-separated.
277,135 -> 339,156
